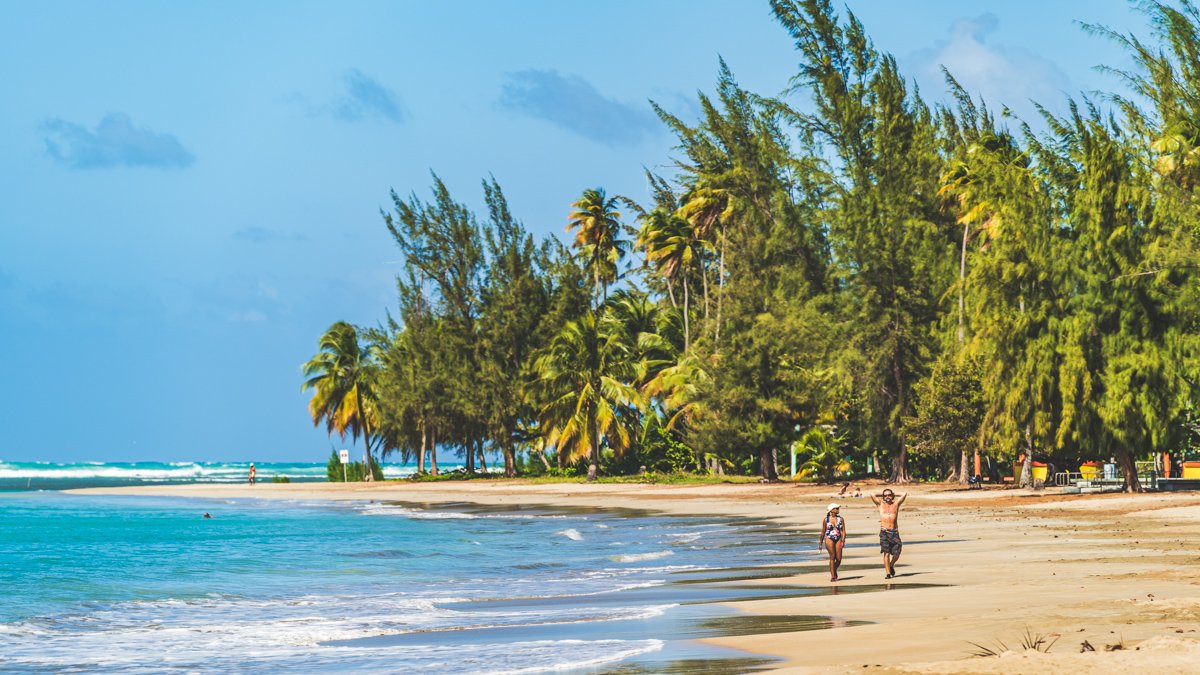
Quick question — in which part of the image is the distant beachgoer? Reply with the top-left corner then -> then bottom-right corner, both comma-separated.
248,463 -> 256,486
852,486 -> 863,498
818,503 -> 846,582
871,489 -> 907,578
836,482 -> 850,497
203,512 -> 212,519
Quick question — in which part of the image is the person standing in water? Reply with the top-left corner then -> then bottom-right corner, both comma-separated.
817,503 -> 846,582
871,489 -> 907,578
248,463 -> 256,486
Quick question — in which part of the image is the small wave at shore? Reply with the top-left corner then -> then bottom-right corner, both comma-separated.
610,550 -> 675,563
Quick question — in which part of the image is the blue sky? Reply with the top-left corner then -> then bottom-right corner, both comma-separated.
0,1 -> 1142,462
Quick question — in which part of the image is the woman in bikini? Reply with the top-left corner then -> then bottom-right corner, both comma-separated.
818,503 -> 846,581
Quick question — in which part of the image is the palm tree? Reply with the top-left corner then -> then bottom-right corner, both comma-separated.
604,290 -> 677,387
529,311 -> 641,481
638,208 -> 710,350
795,427 -> 847,483
678,180 -> 730,341
302,322 -> 383,481
567,188 -> 629,304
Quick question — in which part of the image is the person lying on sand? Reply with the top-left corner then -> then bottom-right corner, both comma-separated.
870,489 -> 907,579
835,482 -> 850,497
818,503 -> 846,582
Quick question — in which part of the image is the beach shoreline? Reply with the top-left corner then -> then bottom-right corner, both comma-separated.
68,481 -> 1200,673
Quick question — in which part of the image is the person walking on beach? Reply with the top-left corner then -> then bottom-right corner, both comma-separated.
248,463 -> 256,486
818,503 -> 846,582
871,489 -> 907,578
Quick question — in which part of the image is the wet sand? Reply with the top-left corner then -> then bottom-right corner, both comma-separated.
71,481 -> 1200,673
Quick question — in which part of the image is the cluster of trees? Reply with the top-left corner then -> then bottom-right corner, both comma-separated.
302,0 -> 1199,490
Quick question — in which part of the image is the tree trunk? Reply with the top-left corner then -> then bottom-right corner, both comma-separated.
418,423 -> 427,474
890,352 -> 911,483
759,448 -> 779,481
430,427 -> 438,476
1020,425 -> 1034,488
682,275 -> 691,351
889,445 -> 911,483
958,221 -> 969,344
715,234 -> 725,348
465,435 -> 475,473
477,439 -> 488,473
538,449 -> 552,471
959,450 -> 970,484
1118,448 -> 1142,493
595,263 -> 602,307
356,389 -> 375,482
362,435 -> 376,483
502,441 -> 516,478
587,412 -> 599,482
666,279 -> 677,309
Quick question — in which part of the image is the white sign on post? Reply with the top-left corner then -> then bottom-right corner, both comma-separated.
339,449 -> 350,483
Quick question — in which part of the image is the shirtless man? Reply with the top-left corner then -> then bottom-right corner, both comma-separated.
871,488 -> 907,578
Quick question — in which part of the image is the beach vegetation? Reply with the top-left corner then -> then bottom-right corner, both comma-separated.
326,450 -> 383,482
302,322 -> 384,481
903,357 -> 985,482
305,0 -> 1200,490
794,428 -> 848,484
967,626 -> 1060,657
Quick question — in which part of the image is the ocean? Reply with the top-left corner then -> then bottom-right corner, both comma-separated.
0,463 -> 833,673
0,460 -> 461,491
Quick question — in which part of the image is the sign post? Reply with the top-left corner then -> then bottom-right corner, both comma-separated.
339,449 -> 350,483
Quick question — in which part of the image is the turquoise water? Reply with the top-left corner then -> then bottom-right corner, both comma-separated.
0,485 -> 817,672
0,460 -> 469,490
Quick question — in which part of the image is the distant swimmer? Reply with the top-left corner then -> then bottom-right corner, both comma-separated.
871,489 -> 907,578
248,463 -> 257,486
203,513 -> 212,519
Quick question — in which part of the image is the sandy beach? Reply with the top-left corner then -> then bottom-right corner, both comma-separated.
71,481 -> 1200,673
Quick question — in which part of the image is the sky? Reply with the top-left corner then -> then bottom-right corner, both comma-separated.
0,1 -> 1146,462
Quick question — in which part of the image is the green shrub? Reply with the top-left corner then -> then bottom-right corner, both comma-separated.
326,450 -> 384,481
272,475 -> 291,483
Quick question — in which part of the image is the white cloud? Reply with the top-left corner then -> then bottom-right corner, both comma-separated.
256,282 -> 279,301
228,310 -> 267,323
498,69 -> 659,146
911,14 -> 1070,118
42,113 -> 194,170
333,69 -> 406,123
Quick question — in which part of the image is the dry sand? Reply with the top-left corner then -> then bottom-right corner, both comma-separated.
71,480 -> 1200,673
